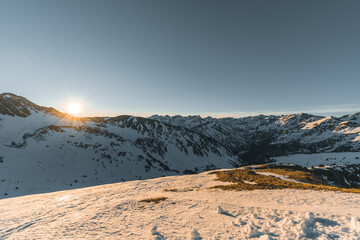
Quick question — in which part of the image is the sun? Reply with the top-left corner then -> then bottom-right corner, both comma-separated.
67,102 -> 82,116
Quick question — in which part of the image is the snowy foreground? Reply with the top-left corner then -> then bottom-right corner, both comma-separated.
1,171 -> 360,239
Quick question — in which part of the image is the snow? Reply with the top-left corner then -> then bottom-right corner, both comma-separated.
2,94 -> 13,99
256,172 -> 304,183
153,113 -> 360,154
243,180 -> 257,185
189,229 -> 201,240
351,217 -> 360,233
1,170 -> 360,239
353,135 -> 360,142
302,117 -> 332,129
151,226 -> 165,239
273,152 -> 360,168
2,97 -> 360,238
0,111 -> 235,199
217,205 -> 226,214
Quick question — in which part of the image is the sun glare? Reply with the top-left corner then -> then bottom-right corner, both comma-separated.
68,102 -> 82,116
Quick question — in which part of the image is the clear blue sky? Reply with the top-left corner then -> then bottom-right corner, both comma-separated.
1,0 -> 360,117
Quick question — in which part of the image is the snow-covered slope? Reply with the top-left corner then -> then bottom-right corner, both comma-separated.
2,92 -> 360,199
151,113 -> 360,164
273,152 -> 360,168
1,170 -> 360,239
0,93 -> 236,199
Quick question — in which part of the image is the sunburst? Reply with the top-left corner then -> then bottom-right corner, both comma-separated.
67,102 -> 82,116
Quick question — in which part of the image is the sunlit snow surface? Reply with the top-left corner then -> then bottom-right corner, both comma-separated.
256,172 -> 305,184
1,171 -> 360,239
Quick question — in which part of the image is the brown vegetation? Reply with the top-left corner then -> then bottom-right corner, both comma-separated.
211,166 -> 360,194
139,196 -> 168,204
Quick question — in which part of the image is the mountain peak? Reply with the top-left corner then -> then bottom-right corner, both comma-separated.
0,92 -> 47,117
0,92 -> 18,99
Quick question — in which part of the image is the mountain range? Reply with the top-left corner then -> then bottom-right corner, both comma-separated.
151,111 -> 360,164
1,92 -> 360,198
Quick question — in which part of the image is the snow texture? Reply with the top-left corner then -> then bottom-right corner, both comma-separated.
256,172 -> 305,183
0,109 -> 235,199
273,152 -> 360,168
1,170 -> 360,239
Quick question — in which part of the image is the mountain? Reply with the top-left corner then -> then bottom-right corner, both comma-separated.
151,113 -> 360,164
1,92 -> 360,199
0,93 -> 236,198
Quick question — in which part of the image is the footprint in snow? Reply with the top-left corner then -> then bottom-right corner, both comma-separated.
243,224 -> 262,238
190,229 -> 202,240
233,217 -> 246,226
151,226 -> 165,240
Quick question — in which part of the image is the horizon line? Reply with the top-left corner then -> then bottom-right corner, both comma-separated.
2,92 -> 359,119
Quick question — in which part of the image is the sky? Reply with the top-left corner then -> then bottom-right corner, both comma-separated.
1,0 -> 360,117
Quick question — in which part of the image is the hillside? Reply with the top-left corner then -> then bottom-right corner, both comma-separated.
151,113 -> 360,164
2,93 -> 360,239
0,93 -> 236,199
1,169 -> 360,239
1,92 -> 360,199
